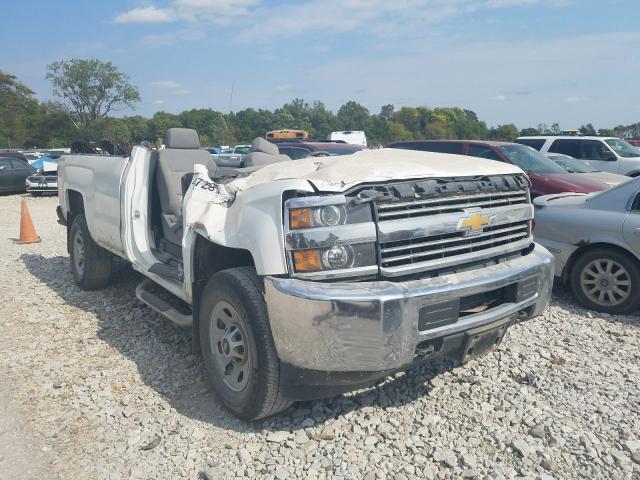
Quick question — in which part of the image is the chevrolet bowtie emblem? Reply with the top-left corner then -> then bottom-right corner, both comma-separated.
458,212 -> 490,235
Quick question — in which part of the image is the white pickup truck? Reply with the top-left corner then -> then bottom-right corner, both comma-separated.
57,128 -> 554,420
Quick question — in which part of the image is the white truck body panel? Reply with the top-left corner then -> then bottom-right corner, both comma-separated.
59,154 -> 129,255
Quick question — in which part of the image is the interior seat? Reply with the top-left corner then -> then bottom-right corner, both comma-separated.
155,128 -> 216,246
243,137 -> 291,167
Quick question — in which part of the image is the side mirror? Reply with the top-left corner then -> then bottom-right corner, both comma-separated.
600,151 -> 616,161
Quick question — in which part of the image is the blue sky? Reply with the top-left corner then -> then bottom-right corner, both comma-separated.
2,0 -> 639,129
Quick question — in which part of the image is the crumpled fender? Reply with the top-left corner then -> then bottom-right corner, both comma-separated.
182,164 -> 314,277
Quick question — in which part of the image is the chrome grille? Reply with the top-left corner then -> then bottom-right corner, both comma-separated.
380,220 -> 530,267
376,191 -> 529,221
373,187 -> 533,277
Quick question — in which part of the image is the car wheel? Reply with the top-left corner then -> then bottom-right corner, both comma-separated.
570,247 -> 640,314
199,267 -> 292,420
69,214 -> 113,290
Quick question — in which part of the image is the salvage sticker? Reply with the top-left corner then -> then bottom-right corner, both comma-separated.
191,177 -> 221,191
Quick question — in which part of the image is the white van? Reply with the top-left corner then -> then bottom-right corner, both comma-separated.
330,131 -> 367,147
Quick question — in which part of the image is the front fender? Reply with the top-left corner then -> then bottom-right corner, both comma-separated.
182,167 -> 315,277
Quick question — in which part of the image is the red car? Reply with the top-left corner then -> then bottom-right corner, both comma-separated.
386,140 -> 609,198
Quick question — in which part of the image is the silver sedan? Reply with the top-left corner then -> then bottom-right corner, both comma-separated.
533,177 -> 640,313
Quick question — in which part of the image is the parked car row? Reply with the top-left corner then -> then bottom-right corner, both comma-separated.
0,152 -> 59,195
386,140 -> 611,198
516,135 -> 640,176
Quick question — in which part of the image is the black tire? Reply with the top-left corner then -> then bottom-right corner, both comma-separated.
570,247 -> 640,314
69,214 -> 113,290
199,267 -> 292,420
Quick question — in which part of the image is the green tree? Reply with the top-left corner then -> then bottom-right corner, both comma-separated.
579,123 -> 596,136
380,104 -> 395,121
24,101 -> 75,148
150,111 -> 181,141
308,101 -> 337,140
520,127 -> 539,136
387,122 -> 413,141
0,70 -> 37,148
46,59 -> 140,128
488,124 -> 519,141
337,101 -> 370,131
123,115 -> 151,143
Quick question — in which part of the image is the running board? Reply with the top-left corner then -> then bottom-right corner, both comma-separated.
135,279 -> 192,328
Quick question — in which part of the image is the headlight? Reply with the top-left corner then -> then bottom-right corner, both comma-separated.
284,194 -> 377,278
289,204 -> 347,229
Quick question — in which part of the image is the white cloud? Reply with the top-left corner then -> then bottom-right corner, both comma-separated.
275,84 -> 293,92
152,80 -> 181,89
114,0 -> 570,42
114,0 -> 258,26
114,6 -> 174,24
236,0 -> 571,42
153,99 -> 165,105
564,96 -> 585,103
491,94 -> 507,101
150,81 -> 190,96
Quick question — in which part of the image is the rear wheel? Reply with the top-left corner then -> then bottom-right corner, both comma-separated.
69,214 -> 113,290
199,267 -> 292,420
570,247 -> 640,314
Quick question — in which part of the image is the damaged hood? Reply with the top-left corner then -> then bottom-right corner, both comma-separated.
236,148 -> 524,192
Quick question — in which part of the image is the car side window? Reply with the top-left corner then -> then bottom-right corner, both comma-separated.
0,158 -> 13,171
10,159 -> 30,170
631,192 -> 640,212
467,145 -> 502,161
580,140 -> 611,161
548,139 -> 579,157
287,148 -> 311,160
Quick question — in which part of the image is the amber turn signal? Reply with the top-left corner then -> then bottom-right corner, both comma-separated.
290,208 -> 313,229
292,249 -> 322,272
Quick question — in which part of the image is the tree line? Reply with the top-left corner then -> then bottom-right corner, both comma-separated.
0,59 -> 636,150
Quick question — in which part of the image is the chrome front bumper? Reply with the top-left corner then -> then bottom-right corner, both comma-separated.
265,245 -> 554,372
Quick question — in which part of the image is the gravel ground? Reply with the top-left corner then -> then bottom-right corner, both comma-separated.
0,193 -> 639,480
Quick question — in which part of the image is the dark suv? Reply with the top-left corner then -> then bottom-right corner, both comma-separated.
277,141 -> 365,159
386,140 -> 609,198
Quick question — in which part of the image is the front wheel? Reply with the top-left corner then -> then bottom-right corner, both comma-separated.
69,214 -> 113,290
570,247 -> 640,314
199,267 -> 292,420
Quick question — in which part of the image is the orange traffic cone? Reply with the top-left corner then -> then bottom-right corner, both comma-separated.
17,198 -> 41,244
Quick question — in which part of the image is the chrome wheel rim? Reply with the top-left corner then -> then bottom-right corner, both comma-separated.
210,301 -> 250,392
72,229 -> 85,276
580,259 -> 631,307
